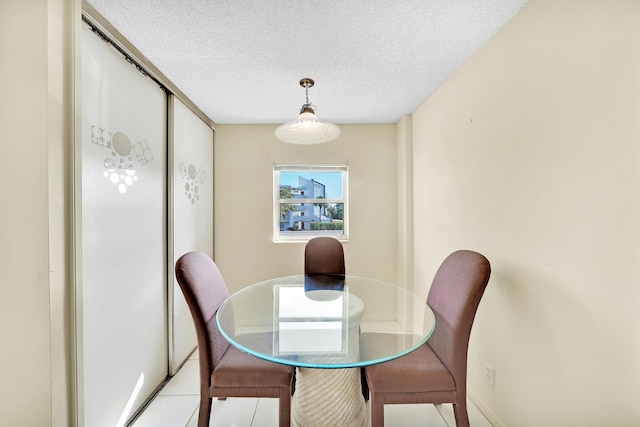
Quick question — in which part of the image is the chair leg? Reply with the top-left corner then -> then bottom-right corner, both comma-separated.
198,395 -> 212,427
278,387 -> 292,427
370,394 -> 384,427
360,368 -> 369,401
452,399 -> 470,427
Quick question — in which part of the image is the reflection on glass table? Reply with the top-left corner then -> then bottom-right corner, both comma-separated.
276,283 -> 350,355
216,274 -> 435,427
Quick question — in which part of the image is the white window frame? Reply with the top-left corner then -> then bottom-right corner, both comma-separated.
273,164 -> 349,242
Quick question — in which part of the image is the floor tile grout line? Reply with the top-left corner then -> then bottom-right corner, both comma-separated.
185,403 -> 199,427
249,398 -> 259,427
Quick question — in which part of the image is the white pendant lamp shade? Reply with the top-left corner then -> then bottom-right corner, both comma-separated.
275,108 -> 341,145
275,78 -> 340,145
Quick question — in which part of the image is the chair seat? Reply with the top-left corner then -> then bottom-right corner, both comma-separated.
365,342 -> 455,393
212,345 -> 293,388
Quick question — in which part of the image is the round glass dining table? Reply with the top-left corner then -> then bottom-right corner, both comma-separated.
216,274 -> 436,427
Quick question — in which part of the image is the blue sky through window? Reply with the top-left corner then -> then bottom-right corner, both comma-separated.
280,171 -> 343,198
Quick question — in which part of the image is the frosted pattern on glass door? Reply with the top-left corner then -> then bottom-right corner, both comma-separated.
80,24 -> 168,427
171,97 -> 214,372
89,125 -> 154,194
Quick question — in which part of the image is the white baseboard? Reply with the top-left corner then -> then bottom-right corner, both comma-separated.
468,387 -> 506,427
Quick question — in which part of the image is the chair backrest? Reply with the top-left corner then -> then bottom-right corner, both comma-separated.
175,251 -> 231,388
304,236 -> 345,275
426,250 -> 491,390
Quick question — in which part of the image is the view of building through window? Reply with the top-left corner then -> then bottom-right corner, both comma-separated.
274,165 -> 348,241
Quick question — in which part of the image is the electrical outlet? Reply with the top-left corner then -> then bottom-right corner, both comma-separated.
484,362 -> 495,388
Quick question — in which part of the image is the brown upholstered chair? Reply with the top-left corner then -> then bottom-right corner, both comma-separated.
175,251 -> 294,427
364,250 -> 491,427
304,236 -> 345,275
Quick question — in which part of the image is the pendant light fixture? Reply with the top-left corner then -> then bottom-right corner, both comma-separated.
275,78 -> 341,145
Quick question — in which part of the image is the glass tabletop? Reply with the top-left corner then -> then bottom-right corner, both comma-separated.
216,274 -> 436,369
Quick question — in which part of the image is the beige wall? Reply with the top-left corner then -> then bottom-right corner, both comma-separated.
411,0 -> 640,425
0,0 -> 75,426
213,124 -> 397,293
396,115 -> 413,291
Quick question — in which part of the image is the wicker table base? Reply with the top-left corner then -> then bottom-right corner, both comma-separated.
291,367 -> 367,427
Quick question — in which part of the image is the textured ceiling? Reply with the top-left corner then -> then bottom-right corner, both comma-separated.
86,0 -> 528,125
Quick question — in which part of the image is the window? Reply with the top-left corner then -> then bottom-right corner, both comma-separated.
274,164 -> 348,242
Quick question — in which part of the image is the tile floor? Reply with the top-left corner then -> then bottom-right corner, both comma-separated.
131,349 -> 494,427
